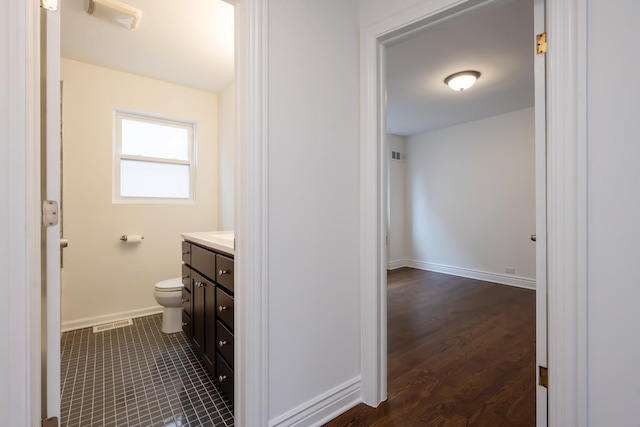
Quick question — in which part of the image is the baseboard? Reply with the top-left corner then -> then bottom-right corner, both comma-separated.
387,259 -> 408,270
61,305 -> 164,332
405,260 -> 536,290
269,377 -> 362,427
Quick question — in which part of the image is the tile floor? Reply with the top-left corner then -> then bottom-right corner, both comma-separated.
60,314 -> 233,427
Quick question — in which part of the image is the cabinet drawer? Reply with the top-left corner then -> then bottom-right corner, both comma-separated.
216,255 -> 234,293
216,320 -> 234,367
191,244 -> 217,280
181,288 -> 191,316
181,241 -> 191,265
216,353 -> 234,405
181,311 -> 191,339
181,265 -> 191,291
216,287 -> 234,329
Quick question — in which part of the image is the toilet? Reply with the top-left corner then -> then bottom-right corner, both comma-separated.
153,278 -> 184,334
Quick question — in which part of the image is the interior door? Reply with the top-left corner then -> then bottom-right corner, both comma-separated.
41,1 -> 62,422
533,0 -> 548,425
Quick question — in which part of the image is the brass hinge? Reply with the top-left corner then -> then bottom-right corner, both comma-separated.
539,366 -> 548,388
536,32 -> 547,54
42,417 -> 59,427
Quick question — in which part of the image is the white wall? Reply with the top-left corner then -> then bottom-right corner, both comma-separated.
404,108 -> 536,282
387,134 -> 406,267
268,0 -> 361,421
359,0 -> 425,26
218,81 -> 235,230
60,59 -> 218,329
587,1 -> 640,424
1,2 -> 30,423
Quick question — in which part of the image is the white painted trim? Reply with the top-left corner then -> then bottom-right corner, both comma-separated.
386,260 -> 408,270
533,0 -> 548,423
61,306 -> 163,332
404,260 -> 536,290
6,1 -> 39,425
361,0 -> 588,423
360,0 -> 492,408
360,22 -> 388,406
234,0 -> 270,425
269,377 -> 361,427
546,0 -> 588,425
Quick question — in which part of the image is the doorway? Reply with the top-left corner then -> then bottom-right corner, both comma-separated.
359,0 -> 548,425
56,1 -> 236,425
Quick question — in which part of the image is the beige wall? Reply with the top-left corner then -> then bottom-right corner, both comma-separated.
61,58 -> 219,330
218,81 -> 235,230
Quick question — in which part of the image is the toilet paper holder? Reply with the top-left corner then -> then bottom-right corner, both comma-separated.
120,234 -> 144,242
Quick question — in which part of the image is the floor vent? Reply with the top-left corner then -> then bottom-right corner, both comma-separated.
93,319 -> 133,333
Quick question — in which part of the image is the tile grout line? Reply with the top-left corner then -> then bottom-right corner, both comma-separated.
60,314 -> 233,427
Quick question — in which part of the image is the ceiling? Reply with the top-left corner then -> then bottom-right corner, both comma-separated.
61,0 -> 234,93
386,0 -> 534,136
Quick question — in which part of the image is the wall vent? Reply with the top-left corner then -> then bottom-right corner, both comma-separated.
93,319 -> 133,333
391,151 -> 404,161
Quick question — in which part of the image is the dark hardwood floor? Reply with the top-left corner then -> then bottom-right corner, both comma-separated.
324,268 -> 536,427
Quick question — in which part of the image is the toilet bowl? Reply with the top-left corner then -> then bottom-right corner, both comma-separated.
154,278 -> 184,334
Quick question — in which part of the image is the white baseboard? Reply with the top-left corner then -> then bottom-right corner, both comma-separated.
405,260 -> 536,290
269,377 -> 362,427
387,259 -> 408,270
61,305 -> 164,332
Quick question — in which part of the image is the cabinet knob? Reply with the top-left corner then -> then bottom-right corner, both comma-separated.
219,269 -> 229,276
219,375 -> 227,383
182,275 -> 189,279
196,281 -> 204,288
182,251 -> 190,255
181,322 -> 188,326
219,305 -> 228,312
181,298 -> 189,303
219,340 -> 227,347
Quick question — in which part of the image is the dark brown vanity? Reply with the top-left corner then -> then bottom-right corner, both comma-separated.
181,234 -> 235,406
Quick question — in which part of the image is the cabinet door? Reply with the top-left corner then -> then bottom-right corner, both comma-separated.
216,254 -> 234,293
181,310 -> 191,339
191,271 -> 204,356
216,353 -> 234,406
203,277 -> 217,375
182,241 -> 191,265
191,243 -> 217,280
216,320 -> 234,368
216,287 -> 234,330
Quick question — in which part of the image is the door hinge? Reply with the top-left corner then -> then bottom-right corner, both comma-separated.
42,417 -> 59,427
40,0 -> 59,11
536,32 -> 547,54
539,366 -> 548,388
42,200 -> 59,227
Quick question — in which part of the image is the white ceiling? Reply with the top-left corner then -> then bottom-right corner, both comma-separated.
386,0 -> 534,136
61,0 -> 235,93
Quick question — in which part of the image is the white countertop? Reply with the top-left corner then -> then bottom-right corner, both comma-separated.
181,231 -> 235,256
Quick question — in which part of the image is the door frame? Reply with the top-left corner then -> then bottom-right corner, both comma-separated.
9,0 -> 271,425
359,0 -> 588,426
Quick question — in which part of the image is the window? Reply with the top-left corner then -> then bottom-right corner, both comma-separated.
114,111 -> 196,202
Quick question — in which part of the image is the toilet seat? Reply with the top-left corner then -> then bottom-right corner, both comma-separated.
155,278 -> 183,292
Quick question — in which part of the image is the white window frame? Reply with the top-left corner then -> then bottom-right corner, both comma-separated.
113,110 -> 197,203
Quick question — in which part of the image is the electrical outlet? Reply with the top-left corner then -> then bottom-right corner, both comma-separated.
505,267 -> 516,275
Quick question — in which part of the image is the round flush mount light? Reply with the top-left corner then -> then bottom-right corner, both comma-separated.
444,70 -> 481,92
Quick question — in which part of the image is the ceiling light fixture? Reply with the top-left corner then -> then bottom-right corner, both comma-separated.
444,70 -> 481,92
87,0 -> 142,31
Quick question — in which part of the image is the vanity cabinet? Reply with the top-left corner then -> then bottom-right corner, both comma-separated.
181,240 -> 234,406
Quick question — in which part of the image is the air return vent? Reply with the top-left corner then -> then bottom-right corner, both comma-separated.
93,319 -> 133,333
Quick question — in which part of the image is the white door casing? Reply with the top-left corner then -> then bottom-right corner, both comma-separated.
41,4 -> 62,420
360,1 -> 588,426
533,0 -> 548,423
234,0 -> 271,425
